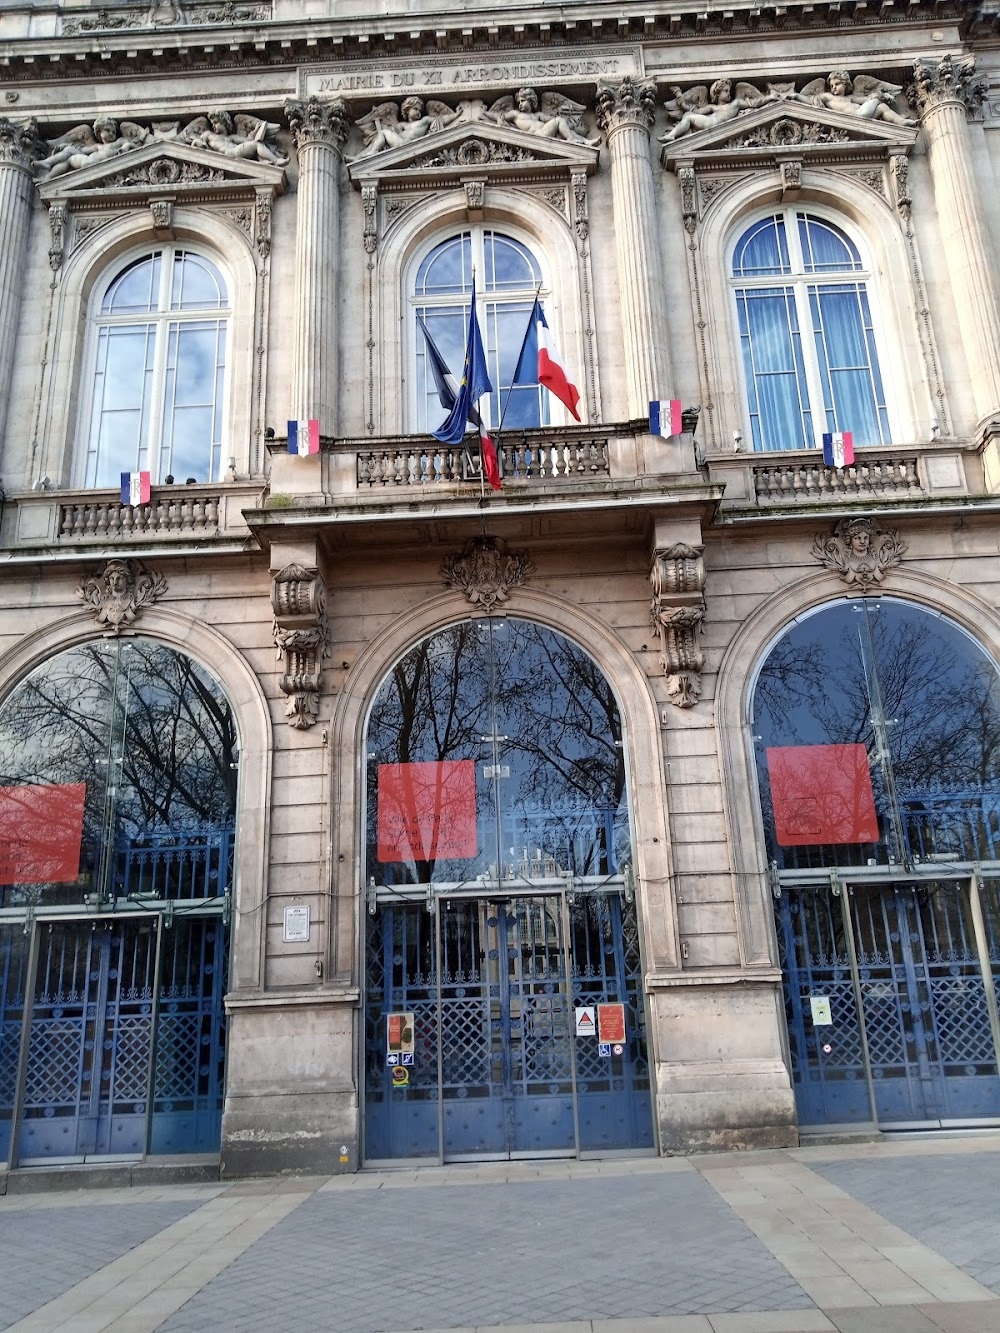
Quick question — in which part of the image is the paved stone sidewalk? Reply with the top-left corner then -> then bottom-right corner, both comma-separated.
1,1137 -> 999,1333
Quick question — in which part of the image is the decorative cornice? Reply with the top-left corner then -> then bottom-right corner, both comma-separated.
595,76 -> 657,136
908,54 -> 986,118
284,96 -> 349,151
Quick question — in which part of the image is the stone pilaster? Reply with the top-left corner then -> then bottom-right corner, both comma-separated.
596,78 -> 671,421
284,97 -> 349,433
909,56 -> 1000,427
0,119 -> 39,447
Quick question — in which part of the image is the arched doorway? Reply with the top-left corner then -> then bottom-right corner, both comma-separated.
0,638 -> 237,1165
362,618 -> 654,1162
753,598 -> 1000,1130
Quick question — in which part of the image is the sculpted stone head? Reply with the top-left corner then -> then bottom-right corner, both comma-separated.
401,97 -> 424,121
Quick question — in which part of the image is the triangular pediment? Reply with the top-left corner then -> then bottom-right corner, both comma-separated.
349,120 -> 598,189
661,99 -> 918,171
37,141 -> 286,205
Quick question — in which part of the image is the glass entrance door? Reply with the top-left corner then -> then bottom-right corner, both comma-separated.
362,616 -> 654,1161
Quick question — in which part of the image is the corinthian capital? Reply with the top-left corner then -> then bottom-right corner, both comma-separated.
284,96 -> 349,151
595,76 -> 657,135
0,118 -> 41,170
908,54 -> 986,118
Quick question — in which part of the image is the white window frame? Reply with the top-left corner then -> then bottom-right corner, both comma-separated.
727,206 -> 892,454
407,225 -> 554,435
77,245 -> 233,488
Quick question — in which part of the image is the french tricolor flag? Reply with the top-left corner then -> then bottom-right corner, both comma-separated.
120,471 -> 150,506
649,400 -> 683,438
288,419 -> 320,456
822,431 -> 855,468
514,299 -> 581,421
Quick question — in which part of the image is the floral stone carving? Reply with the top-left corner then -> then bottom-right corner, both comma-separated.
811,517 -> 905,592
650,544 -> 706,709
271,563 -> 329,729
442,537 -> 534,612
76,559 -> 166,633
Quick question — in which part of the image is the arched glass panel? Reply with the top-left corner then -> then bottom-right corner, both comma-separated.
731,210 -> 889,452
753,599 -> 1000,871
366,619 -> 629,888
0,639 -> 238,908
86,248 -> 229,487
412,229 -> 547,432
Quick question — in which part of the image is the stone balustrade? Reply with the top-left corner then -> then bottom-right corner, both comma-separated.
752,453 -> 923,504
59,491 -> 222,539
355,434 -> 610,489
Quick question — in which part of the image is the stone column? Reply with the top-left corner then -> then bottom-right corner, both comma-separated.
0,119 -> 39,445
596,77 -> 672,421
284,96 -> 349,433
909,56 -> 1000,428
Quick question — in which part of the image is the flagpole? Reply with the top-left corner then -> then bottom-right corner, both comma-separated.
495,280 -> 543,449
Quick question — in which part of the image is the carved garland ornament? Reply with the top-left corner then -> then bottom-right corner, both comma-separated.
811,517 -> 905,592
271,563 -> 330,729
442,537 -> 534,613
76,559 -> 167,633
650,544 -> 706,709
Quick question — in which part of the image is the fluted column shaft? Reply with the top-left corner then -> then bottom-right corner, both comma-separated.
285,98 -> 348,432
0,121 -> 38,446
911,57 -> 1000,425
597,79 -> 672,421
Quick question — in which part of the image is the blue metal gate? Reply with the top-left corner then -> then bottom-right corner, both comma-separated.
6,915 -> 227,1163
364,889 -> 653,1160
776,880 -> 1000,1128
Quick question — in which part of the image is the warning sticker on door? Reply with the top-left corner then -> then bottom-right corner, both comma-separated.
597,1003 -> 626,1044
575,1006 -> 596,1037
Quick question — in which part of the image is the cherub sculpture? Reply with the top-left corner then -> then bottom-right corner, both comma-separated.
179,110 -> 288,165
659,79 -> 771,143
35,117 -> 148,180
489,88 -> 600,147
794,71 -> 917,127
351,97 -> 464,158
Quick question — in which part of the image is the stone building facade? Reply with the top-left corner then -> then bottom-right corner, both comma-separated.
1,0 -> 1000,1175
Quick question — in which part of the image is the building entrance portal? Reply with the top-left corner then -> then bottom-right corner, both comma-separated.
362,617 -> 654,1161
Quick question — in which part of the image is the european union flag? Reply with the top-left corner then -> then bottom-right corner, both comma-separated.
432,276 -> 492,446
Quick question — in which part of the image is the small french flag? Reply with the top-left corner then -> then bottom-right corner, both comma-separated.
288,419 -> 320,456
822,432 -> 855,468
650,400 -> 683,438
120,471 -> 150,506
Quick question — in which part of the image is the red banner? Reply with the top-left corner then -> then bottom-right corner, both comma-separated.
377,760 -> 478,863
0,782 -> 86,885
767,744 -> 879,846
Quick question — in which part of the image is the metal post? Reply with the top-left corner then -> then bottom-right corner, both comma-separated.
560,889 -> 581,1159
8,916 -> 41,1169
143,912 -> 165,1159
968,868 -> 1000,1075
834,873 -> 881,1129
434,895 -> 445,1166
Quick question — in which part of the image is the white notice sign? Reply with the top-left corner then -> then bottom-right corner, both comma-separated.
575,1006 -> 596,1037
809,996 -> 833,1026
283,904 -> 310,943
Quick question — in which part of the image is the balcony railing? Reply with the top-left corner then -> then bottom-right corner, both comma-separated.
355,432 -> 610,489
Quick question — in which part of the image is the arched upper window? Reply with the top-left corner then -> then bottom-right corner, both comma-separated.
0,638 -> 238,907
730,211 -> 890,453
752,599 -> 1000,873
411,229 -> 546,432
82,248 -> 230,487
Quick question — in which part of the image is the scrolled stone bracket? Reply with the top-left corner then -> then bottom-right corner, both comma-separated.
271,563 -> 330,729
650,543 -> 706,709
